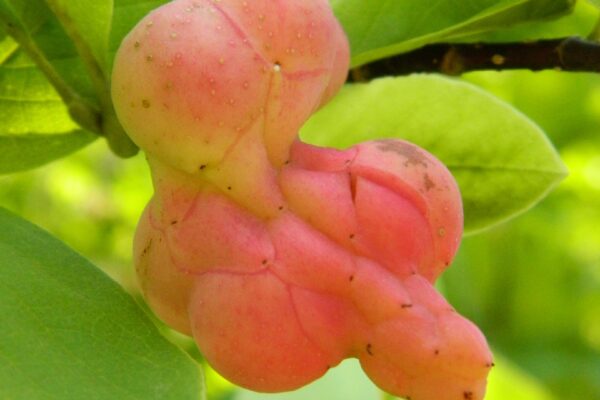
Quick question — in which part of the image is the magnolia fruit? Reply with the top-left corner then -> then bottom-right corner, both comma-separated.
112,0 -> 493,399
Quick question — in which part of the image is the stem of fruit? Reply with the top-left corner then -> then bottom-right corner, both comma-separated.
349,37 -> 600,80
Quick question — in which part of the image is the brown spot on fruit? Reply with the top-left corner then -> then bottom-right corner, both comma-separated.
463,391 -> 473,399
376,140 -> 428,167
366,343 -> 373,356
424,173 -> 435,191
141,239 -> 153,256
142,99 -> 151,108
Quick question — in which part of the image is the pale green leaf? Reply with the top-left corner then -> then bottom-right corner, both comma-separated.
0,37 -> 95,174
235,359 -> 379,400
301,76 -> 568,234
0,55 -> 78,134
0,207 -> 205,400
0,30 -> 17,62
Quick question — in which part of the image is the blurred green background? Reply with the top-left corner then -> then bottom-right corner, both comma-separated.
1,2 -> 599,400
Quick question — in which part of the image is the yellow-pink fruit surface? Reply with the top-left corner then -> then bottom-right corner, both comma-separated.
112,1 -> 493,399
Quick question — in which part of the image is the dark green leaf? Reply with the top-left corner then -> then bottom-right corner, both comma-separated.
109,0 -> 168,65
44,0 -> 114,73
0,0 -> 49,34
301,76 -> 568,234
0,207 -> 205,400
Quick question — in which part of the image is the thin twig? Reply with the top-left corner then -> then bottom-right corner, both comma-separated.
348,37 -> 600,82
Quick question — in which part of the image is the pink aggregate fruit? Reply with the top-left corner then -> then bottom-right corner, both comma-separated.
111,0 -> 493,399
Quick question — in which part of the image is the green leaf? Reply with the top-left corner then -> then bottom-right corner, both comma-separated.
44,0 -> 114,73
1,53 -> 77,134
301,76 -> 568,234
108,0 -> 168,65
0,0 -> 49,34
0,0 -> 142,157
449,0 -> 578,41
0,131 -> 95,174
331,0 -> 575,66
0,0 -> 95,99
0,207 -> 205,400
466,0 -> 599,42
0,36 -> 95,174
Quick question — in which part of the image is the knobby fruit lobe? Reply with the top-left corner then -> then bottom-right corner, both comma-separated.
112,1 -> 493,399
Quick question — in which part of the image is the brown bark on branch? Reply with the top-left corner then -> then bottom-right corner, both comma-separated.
348,37 -> 600,82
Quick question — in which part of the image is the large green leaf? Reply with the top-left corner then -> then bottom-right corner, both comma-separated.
301,75 -> 568,234
0,207 -> 204,400
331,0 -> 575,66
